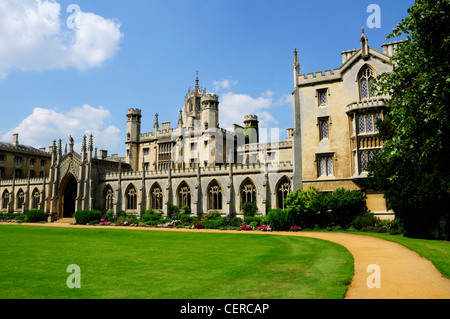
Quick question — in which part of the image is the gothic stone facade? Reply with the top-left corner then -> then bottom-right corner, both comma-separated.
292,29 -> 399,219
0,30 -> 396,220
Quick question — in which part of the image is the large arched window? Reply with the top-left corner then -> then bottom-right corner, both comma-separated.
104,185 -> 114,212
177,181 -> 191,208
241,178 -> 257,206
208,180 -> 223,211
17,189 -> 24,210
126,185 -> 137,210
359,66 -> 376,99
276,177 -> 291,209
2,190 -> 9,210
150,183 -> 163,210
32,189 -> 40,209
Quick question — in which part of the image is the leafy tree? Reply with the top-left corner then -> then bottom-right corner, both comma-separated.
369,0 -> 450,239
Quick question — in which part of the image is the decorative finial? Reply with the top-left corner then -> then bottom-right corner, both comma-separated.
177,109 -> 183,127
195,71 -> 199,89
293,48 -> 300,72
154,113 -> 159,129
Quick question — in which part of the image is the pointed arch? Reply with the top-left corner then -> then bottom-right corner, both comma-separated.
177,181 -> 191,208
358,65 -> 376,100
16,188 -> 25,210
103,184 -> 114,212
207,179 -> 223,211
150,182 -> 163,210
240,178 -> 257,207
2,190 -> 9,210
125,183 -> 137,210
275,176 -> 292,209
59,173 -> 78,218
32,187 -> 41,210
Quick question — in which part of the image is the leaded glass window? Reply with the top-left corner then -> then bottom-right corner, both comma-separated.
2,191 -> 9,210
366,114 -> 373,133
318,89 -> 327,106
17,190 -> 24,210
358,115 -> 366,134
360,67 -> 375,99
105,187 -> 114,212
318,156 -> 333,177
360,151 -> 368,172
320,119 -> 329,140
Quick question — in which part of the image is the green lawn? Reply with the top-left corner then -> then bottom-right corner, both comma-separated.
0,225 -> 353,299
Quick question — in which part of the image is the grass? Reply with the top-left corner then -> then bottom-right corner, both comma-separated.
347,231 -> 450,279
0,225 -> 353,299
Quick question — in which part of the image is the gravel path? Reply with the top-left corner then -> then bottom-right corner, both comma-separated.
3,222 -> 450,299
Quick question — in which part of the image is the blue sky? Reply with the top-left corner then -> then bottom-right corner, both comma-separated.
0,0 -> 414,155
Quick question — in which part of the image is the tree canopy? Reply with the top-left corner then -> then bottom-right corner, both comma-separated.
368,0 -> 450,239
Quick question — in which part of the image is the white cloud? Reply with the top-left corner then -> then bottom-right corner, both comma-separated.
212,79 -> 238,91
0,0 -> 122,78
219,90 -> 280,130
1,104 -> 122,153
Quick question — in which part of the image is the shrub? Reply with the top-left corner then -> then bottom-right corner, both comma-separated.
141,211 -> 162,222
74,210 -> 102,225
201,219 -> 224,229
290,225 -> 302,232
178,214 -> 193,224
25,210 -> 47,223
203,211 -> 221,220
266,209 -> 294,231
181,205 -> 191,214
328,188 -> 367,228
350,211 -> 377,230
241,202 -> 258,218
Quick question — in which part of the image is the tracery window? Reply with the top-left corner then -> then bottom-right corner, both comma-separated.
105,186 -> 114,212
32,189 -> 40,209
126,185 -> 137,210
150,183 -> 163,210
241,179 -> 257,206
277,177 -> 291,209
208,180 -> 223,211
177,182 -> 191,208
360,67 -> 376,99
17,190 -> 24,210
2,191 -> 9,210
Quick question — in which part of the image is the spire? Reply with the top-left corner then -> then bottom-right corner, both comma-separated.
360,27 -> 369,59
293,48 -> 300,87
177,109 -> 183,127
195,71 -> 199,90
293,48 -> 300,72
154,113 -> 159,130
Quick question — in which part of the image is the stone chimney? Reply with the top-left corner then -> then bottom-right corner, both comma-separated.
99,149 -> 108,159
12,133 -> 19,146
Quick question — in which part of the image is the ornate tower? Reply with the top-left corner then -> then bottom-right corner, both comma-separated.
183,73 -> 206,127
201,94 -> 219,130
244,115 -> 259,144
126,108 -> 142,171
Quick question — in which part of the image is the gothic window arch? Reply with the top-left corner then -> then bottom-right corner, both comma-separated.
276,177 -> 292,209
32,188 -> 40,209
177,181 -> 191,208
150,183 -> 163,210
2,190 -> 9,210
359,66 -> 376,100
208,180 -> 223,211
126,184 -> 137,210
17,189 -> 25,210
240,178 -> 257,207
104,185 -> 114,212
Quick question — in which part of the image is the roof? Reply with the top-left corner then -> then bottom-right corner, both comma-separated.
0,142 -> 51,157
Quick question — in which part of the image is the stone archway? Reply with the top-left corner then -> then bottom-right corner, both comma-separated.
60,174 -> 78,218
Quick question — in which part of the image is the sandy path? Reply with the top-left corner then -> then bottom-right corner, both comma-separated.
2,222 -> 450,299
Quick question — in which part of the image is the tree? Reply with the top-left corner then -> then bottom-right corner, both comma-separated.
368,0 -> 450,239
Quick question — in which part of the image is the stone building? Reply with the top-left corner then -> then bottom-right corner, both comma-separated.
292,28 -> 400,219
0,29 -> 396,220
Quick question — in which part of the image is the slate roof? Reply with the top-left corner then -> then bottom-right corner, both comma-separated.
0,142 -> 51,157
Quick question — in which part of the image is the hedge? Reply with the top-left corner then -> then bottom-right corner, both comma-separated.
73,210 -> 102,225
